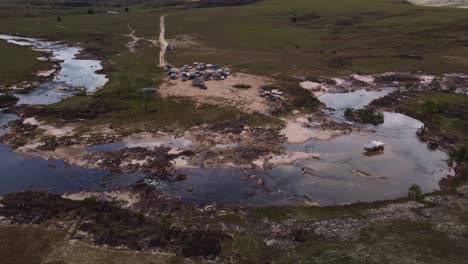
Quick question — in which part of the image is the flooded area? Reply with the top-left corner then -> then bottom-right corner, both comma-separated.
142,90 -> 452,206
0,35 -> 453,206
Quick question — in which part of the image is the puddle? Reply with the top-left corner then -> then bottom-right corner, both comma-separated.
0,34 -> 108,105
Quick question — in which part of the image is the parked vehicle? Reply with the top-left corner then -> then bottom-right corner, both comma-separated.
364,141 -> 385,151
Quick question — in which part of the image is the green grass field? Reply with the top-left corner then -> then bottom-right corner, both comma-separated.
165,0 -> 468,76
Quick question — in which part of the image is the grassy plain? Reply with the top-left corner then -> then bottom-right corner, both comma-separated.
166,0 -> 468,76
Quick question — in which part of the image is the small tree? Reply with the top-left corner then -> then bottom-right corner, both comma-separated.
422,100 -> 437,122
408,184 -> 422,200
344,108 -> 353,118
291,14 -> 297,23
447,147 -> 468,168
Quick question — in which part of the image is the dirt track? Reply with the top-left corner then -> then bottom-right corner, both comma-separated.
159,15 -> 168,67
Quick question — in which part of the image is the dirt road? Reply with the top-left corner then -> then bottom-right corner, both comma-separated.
159,15 -> 168,67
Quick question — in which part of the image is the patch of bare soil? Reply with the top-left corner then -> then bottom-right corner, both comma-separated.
280,114 -> 352,144
159,73 -> 274,113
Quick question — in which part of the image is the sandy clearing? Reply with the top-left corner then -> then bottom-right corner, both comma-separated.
172,156 -> 194,168
123,131 -> 169,145
63,190 -> 141,207
37,69 -> 56,77
21,144 -> 89,168
16,142 -> 45,152
408,0 -> 468,7
418,75 -> 436,85
159,15 -> 168,67
352,74 -> 374,84
253,152 -> 322,168
281,117 -> 346,143
24,117 -> 75,137
300,81 -> 328,97
159,73 -> 273,113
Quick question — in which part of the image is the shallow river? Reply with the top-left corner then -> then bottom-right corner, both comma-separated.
0,35 -> 452,206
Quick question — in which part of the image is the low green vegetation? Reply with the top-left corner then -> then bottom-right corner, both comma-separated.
0,94 -> 18,107
345,107 -> 384,125
0,40 -> 50,88
400,92 -> 468,147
